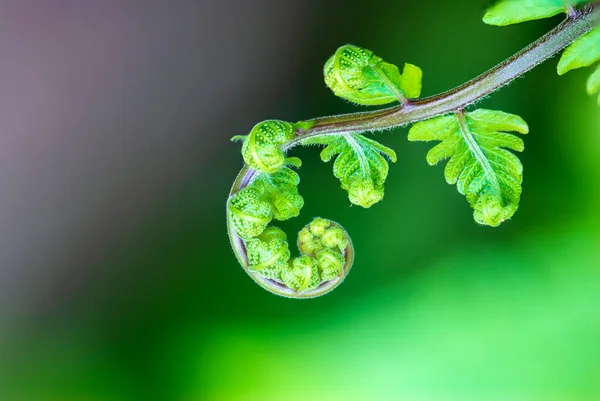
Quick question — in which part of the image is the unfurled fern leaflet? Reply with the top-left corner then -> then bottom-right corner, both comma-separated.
558,26 -> 600,103
408,109 -> 529,227
483,0 -> 590,26
301,134 -> 397,208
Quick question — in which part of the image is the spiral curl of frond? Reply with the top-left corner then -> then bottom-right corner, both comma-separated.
227,169 -> 354,297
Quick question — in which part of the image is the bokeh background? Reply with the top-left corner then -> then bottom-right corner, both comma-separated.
1,1 -> 599,400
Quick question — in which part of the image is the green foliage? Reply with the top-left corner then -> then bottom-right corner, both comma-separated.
228,185 -> 273,240
587,64 -> 600,104
246,227 -> 291,281
255,166 -> 305,221
558,27 -> 600,73
408,109 -> 529,227
298,218 -> 348,254
230,213 -> 352,296
484,1 -> 599,103
294,218 -> 349,286
279,256 -> 320,293
228,1 -> 599,298
483,0 -> 588,26
228,165 -> 304,239
302,134 -> 397,208
232,120 -> 296,174
324,44 -> 422,105
229,118 -> 355,297
558,27 -> 600,103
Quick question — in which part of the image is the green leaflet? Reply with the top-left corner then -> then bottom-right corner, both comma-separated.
483,0 -> 589,26
557,27 -> 600,103
315,249 -> 346,281
558,27 -> 600,74
233,120 -> 296,174
281,256 -> 322,293
587,64 -> 600,104
324,45 -> 422,105
228,166 -> 304,239
246,227 -> 291,281
408,109 -> 529,227
302,134 -> 397,208
398,63 -> 423,100
254,166 -> 305,221
228,185 -> 273,239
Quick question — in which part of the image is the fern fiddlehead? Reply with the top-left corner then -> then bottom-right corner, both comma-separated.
227,1 -> 599,298
227,163 -> 354,298
323,44 -> 423,106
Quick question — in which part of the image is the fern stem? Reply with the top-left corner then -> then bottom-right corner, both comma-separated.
288,2 -> 598,148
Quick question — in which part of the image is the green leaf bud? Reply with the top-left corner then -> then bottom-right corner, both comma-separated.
297,227 -> 325,256
228,185 -> 272,239
347,179 -> 385,209
240,120 -> 295,174
320,226 -> 348,250
324,44 -> 423,105
309,217 -> 331,237
246,227 -> 291,281
281,256 -> 321,293
316,248 -> 345,281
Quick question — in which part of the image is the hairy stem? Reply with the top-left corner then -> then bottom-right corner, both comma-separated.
287,3 -> 598,148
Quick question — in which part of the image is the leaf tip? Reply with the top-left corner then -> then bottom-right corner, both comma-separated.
285,157 -> 302,169
231,135 -> 247,142
517,120 -> 530,135
425,153 -> 439,166
482,12 -> 503,26
556,62 -> 569,76
348,180 -> 384,208
473,196 -> 518,227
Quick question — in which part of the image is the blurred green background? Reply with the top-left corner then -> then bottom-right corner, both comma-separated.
1,1 -> 599,400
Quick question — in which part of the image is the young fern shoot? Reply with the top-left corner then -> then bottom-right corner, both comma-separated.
227,0 -> 599,298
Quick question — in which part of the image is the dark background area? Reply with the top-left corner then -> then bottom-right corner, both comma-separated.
0,1 -> 599,400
